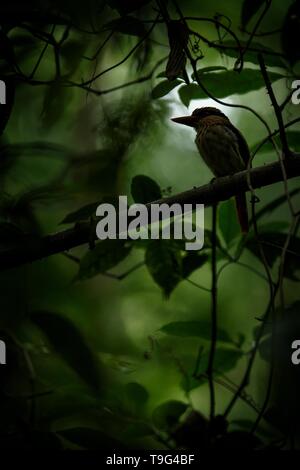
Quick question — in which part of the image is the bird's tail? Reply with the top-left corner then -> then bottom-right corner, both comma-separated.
235,193 -> 249,234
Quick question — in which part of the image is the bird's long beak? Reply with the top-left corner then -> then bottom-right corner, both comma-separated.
171,115 -> 198,128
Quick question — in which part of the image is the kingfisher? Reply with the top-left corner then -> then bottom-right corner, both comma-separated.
172,107 -> 249,233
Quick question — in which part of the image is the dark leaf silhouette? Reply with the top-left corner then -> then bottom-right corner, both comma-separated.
104,16 -> 146,37
219,40 -> 285,68
124,382 -> 149,415
61,202 -> 101,224
282,1 -> 300,64
251,131 -> 300,154
182,252 -> 208,278
145,240 -> 182,297
152,400 -> 188,430
182,348 -> 243,392
151,79 -> 182,99
246,232 -> 300,280
241,0 -> 266,29
131,175 -> 162,204
31,311 -> 101,391
78,240 -> 132,280
180,69 -> 284,106
252,187 -> 300,223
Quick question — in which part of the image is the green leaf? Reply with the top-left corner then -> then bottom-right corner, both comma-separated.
257,302 -> 300,363
218,41 -> 285,68
151,79 -> 181,99
41,81 -> 73,129
253,187 -> 300,222
104,16 -> 145,36
124,382 -> 149,415
219,199 -> 240,246
61,196 -> 119,225
145,240 -> 182,297
251,131 -> 300,154
182,253 -> 208,278
78,239 -> 131,280
58,427 -> 122,449
152,400 -> 188,430
258,335 -> 272,362
131,175 -> 162,204
182,348 -> 243,392
60,202 -> 100,224
251,222 -> 289,234
31,311 -> 101,391
246,232 -> 300,280
192,66 -> 227,80
61,40 -> 86,73
0,76 -> 14,135
241,0 -> 266,29
281,2 -> 300,65
179,69 -> 284,106
160,320 -> 233,344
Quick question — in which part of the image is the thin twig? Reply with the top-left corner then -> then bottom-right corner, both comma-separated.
258,53 -> 291,158
207,203 -> 218,420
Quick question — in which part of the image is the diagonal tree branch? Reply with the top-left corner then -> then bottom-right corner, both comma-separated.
258,53 -> 291,158
1,156 -> 300,271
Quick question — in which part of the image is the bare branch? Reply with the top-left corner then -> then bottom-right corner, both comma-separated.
1,157 -> 300,271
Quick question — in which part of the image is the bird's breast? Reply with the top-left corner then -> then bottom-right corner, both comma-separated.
195,122 -> 245,177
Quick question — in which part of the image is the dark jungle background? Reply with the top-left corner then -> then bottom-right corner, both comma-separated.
0,0 -> 300,450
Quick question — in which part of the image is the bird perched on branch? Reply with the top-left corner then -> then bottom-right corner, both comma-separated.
172,107 -> 250,233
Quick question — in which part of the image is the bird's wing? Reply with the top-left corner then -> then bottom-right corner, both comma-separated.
225,122 -> 250,166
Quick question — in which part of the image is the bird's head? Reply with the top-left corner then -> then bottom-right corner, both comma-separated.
171,107 -> 227,128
